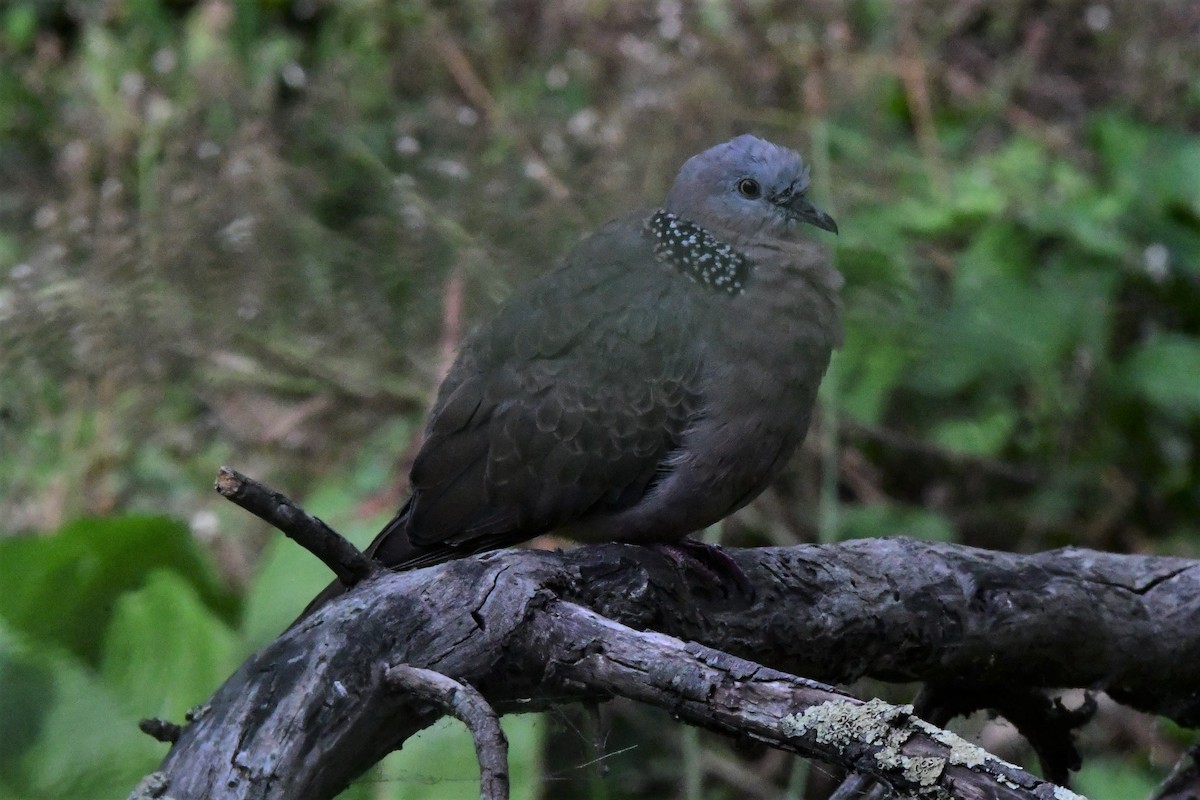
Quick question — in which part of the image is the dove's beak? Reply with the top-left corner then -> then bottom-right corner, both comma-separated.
789,196 -> 839,235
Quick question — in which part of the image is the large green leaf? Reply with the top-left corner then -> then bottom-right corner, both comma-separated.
239,525 -> 349,649
0,621 -> 163,800
99,570 -> 241,722
0,516 -> 238,665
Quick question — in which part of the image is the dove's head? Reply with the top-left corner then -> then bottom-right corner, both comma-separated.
663,135 -> 837,242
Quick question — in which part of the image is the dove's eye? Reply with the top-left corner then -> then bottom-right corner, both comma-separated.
736,178 -> 761,199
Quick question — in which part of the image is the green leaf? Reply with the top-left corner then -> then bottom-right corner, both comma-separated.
0,621 -> 162,800
986,136 -> 1050,200
908,258 -> 1115,397
1091,114 -> 1151,183
1119,334 -> 1200,416
1074,758 -> 1160,800
3,4 -> 36,50
1160,137 -> 1200,215
0,516 -> 238,665
1093,114 -> 1200,218
99,570 -> 241,722
891,196 -> 958,235
836,327 -> 910,426
835,239 -> 913,291
930,409 -> 1018,457
957,221 -> 1036,286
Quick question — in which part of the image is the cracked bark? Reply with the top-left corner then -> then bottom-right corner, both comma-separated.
130,540 -> 1200,800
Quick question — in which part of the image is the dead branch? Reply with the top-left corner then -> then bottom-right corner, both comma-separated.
214,465 -> 374,588
130,543 -> 1200,798
384,665 -> 509,800
129,471 -> 1200,800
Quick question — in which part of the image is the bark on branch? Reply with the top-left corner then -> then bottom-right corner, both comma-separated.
214,465 -> 374,587
131,531 -> 1200,800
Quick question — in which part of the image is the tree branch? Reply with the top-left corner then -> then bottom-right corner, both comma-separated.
129,470 -> 1200,800
525,600 -> 1079,799
384,665 -> 509,800
131,533 -> 1200,799
214,465 -> 374,587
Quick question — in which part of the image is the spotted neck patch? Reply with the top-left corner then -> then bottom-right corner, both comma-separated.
648,210 -> 750,296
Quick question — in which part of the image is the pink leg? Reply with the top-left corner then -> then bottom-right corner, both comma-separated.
647,538 -> 755,599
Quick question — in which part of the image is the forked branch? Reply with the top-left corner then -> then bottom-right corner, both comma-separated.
127,469 -> 1200,800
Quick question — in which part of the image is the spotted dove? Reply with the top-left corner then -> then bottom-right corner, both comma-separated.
304,134 -> 841,613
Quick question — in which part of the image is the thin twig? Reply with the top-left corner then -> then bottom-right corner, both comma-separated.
385,664 -> 509,800
214,466 -> 375,588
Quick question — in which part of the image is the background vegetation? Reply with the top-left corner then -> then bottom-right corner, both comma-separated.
1,1 -> 1198,798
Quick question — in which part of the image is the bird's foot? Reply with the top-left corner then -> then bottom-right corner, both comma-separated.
649,539 -> 755,600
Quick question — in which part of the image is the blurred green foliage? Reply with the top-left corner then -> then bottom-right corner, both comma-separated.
0,516 -> 236,663
1075,758 -> 1161,800
0,459 -> 542,800
0,517 -> 238,800
0,0 -> 1197,798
